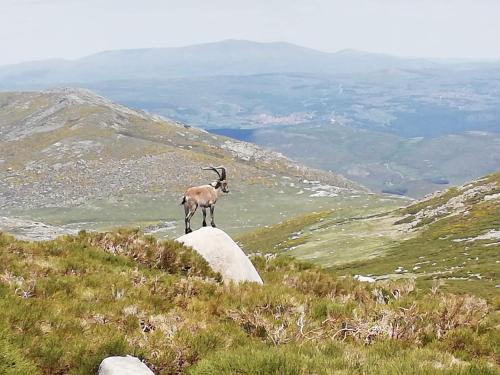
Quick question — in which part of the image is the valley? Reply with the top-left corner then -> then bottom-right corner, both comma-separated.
1,88 -> 497,298
0,88 -> 498,374
2,41 -> 498,197
228,122 -> 500,197
0,88 -> 368,239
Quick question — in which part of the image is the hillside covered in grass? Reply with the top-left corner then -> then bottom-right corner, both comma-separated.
237,173 -> 500,300
0,229 -> 498,374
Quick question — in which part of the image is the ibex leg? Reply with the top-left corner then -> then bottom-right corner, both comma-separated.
210,205 -> 216,228
184,203 -> 197,234
202,208 -> 207,227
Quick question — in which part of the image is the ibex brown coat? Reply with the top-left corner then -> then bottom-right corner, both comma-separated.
181,166 -> 228,234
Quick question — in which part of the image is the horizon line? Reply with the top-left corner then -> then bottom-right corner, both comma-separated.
2,38 -> 499,68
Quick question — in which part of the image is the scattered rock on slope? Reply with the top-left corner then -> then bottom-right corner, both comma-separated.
176,227 -> 263,284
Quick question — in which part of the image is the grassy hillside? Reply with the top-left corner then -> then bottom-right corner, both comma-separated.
0,89 -> 363,239
334,173 -> 500,299
0,230 -> 498,374
237,173 -> 500,300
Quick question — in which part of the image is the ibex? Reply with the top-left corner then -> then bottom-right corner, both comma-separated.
181,166 -> 229,234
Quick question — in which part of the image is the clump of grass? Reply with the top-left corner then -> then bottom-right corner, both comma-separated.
440,328 -> 497,361
0,330 -> 39,375
85,228 -> 221,280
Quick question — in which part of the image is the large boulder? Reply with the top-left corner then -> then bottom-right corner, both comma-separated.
98,356 -> 154,375
176,227 -> 263,284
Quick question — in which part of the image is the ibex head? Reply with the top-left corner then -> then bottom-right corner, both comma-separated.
202,166 -> 229,193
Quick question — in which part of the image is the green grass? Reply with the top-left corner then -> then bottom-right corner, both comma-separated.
0,230 -> 498,374
191,342 -> 498,375
4,187 -> 402,241
235,194 -> 404,255
289,212 -> 409,268
234,210 -> 332,254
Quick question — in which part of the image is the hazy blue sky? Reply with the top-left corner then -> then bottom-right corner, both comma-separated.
1,0 -> 500,66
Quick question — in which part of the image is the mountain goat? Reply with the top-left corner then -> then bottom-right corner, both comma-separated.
181,166 -> 229,234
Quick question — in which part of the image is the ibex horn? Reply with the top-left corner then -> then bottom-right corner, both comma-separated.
201,166 -> 222,179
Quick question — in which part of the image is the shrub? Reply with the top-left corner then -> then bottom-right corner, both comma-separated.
0,332 -> 39,375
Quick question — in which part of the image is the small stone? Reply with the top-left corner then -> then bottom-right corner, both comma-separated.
98,356 -> 154,375
353,275 -> 376,283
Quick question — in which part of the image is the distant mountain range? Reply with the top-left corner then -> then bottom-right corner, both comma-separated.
1,40 -> 499,197
0,40 -> 455,86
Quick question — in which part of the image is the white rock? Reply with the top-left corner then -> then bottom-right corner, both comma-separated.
353,275 -> 376,283
98,356 -> 154,375
176,227 -> 263,284
484,193 -> 500,201
453,229 -> 500,243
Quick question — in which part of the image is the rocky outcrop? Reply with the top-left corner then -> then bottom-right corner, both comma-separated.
98,356 -> 154,375
400,180 -> 499,231
176,227 -> 263,284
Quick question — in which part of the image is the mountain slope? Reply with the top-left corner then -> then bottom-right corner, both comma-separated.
335,172 -> 500,298
237,173 -> 500,299
0,88 -> 366,238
